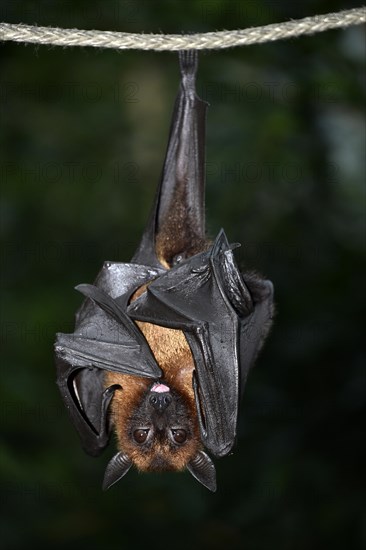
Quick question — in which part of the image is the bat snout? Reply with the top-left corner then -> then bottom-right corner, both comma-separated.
149,392 -> 172,413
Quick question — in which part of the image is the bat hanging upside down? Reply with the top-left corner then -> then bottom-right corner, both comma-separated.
55,51 -> 274,492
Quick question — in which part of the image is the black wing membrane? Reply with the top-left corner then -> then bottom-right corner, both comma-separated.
55,262 -> 163,456
128,230 -> 274,458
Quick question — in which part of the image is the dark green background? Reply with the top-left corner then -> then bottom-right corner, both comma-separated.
1,1 -> 365,549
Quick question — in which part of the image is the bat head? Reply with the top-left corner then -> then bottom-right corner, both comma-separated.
103,378 -> 216,492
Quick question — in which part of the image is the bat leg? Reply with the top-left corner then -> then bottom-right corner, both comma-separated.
131,50 -> 208,269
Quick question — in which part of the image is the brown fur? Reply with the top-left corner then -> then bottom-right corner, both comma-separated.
104,285 -> 201,472
156,227 -> 207,268
155,185 -> 208,267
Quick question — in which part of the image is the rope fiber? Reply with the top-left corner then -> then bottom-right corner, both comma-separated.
0,7 -> 365,51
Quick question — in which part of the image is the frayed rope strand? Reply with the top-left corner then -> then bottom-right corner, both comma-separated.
0,7 -> 365,51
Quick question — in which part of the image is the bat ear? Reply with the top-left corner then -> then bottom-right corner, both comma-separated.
187,451 -> 217,492
102,451 -> 133,491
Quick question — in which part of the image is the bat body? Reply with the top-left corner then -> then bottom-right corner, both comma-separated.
55,51 -> 274,492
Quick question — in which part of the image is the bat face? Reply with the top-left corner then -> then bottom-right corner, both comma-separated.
105,378 -> 202,472
105,315 -> 202,473
101,316 -> 217,491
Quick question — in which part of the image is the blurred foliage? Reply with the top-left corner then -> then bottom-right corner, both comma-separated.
0,1 -> 365,549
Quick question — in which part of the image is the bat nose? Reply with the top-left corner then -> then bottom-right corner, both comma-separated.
149,393 -> 172,412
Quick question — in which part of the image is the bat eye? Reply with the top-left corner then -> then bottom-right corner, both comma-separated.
133,429 -> 149,444
171,429 -> 187,444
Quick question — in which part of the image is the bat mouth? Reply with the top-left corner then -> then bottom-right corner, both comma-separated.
150,382 -> 170,393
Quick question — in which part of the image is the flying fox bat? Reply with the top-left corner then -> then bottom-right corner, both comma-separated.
55,51 -> 274,492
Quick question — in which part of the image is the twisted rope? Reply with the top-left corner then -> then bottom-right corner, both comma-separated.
0,7 -> 365,51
